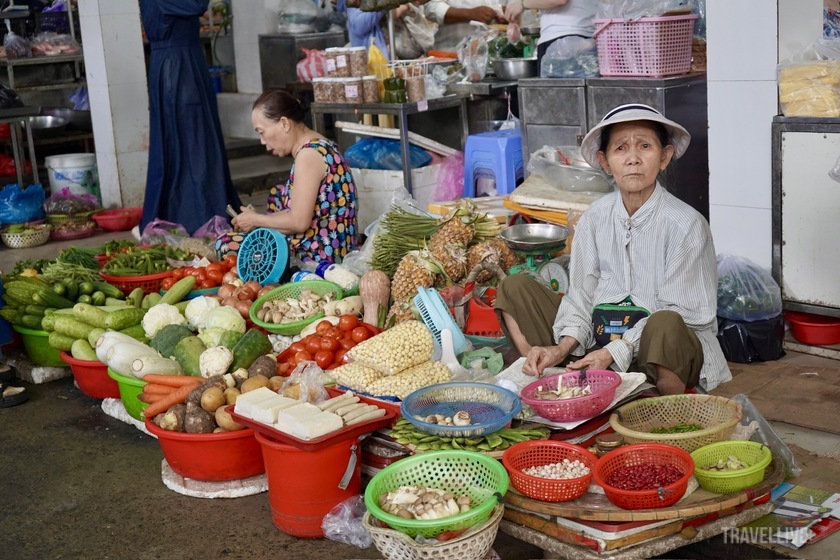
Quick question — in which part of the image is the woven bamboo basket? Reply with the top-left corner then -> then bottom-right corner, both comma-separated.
1,225 -> 51,248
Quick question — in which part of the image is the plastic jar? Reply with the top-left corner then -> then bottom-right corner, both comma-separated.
291,271 -> 321,283
312,77 -> 330,103
362,75 -> 379,103
343,76 -> 363,104
327,78 -> 345,103
406,75 -> 426,103
594,433 -> 625,457
347,46 -> 368,77
325,47 -> 350,78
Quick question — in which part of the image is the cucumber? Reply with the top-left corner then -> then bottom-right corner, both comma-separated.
229,329 -> 273,372
25,304 -> 47,316
158,276 -> 197,306
54,316 -> 96,340
41,313 -> 58,332
64,281 -> 78,302
173,336 -> 206,376
48,331 -> 75,352
91,281 -> 124,299
104,308 -> 147,331
34,289 -> 75,309
52,282 -> 66,297
70,339 -> 99,361
127,288 -> 145,308
141,292 -> 162,309
78,281 -> 94,296
91,291 -> 106,306
20,314 -> 43,330
104,297 -> 129,307
73,303 -> 109,329
76,294 -> 92,305
118,323 -> 149,343
88,327 -> 106,348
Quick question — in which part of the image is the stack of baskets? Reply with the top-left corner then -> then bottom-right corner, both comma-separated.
46,209 -> 99,241
1,223 -> 51,249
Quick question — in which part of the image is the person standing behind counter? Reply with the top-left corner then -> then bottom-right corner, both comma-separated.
230,90 -> 357,264
424,0 -> 505,51
504,0 -> 596,66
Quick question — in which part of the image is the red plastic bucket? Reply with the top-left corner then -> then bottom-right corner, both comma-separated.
59,351 -> 120,399
255,432 -> 361,538
145,420 -> 265,481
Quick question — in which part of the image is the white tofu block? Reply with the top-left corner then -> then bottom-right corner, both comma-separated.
233,387 -> 280,418
275,405 -> 343,440
249,395 -> 301,424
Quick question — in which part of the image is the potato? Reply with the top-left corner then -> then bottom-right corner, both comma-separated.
240,375 -> 270,393
224,387 -> 241,405
268,376 -> 285,392
200,386 -> 226,413
248,355 -> 277,379
184,402 -> 216,434
215,405 -> 245,431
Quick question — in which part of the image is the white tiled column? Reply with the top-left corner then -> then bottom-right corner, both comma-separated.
79,0 -> 148,208
233,0 -> 282,93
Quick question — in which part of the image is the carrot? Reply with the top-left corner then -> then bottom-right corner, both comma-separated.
141,383 -> 196,418
138,392 -> 168,404
142,374 -> 203,388
142,383 -> 177,396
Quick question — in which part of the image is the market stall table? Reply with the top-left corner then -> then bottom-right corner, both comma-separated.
310,95 -> 469,196
0,106 -> 40,187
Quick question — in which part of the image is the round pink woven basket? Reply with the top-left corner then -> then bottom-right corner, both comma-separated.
521,370 -> 621,423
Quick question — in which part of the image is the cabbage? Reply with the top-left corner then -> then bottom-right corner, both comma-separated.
197,328 -> 227,348
185,296 -> 220,330
204,305 -> 246,334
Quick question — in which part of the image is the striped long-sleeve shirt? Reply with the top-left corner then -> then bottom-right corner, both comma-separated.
552,184 -> 732,391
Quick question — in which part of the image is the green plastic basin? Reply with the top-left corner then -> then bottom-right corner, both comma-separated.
106,367 -> 148,420
12,325 -> 65,367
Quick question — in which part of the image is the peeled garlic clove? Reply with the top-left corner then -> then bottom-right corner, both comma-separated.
453,411 -> 471,426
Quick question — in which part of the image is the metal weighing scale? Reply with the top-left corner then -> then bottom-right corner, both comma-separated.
500,223 -> 570,294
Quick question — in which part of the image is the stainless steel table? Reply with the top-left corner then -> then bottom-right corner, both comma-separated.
310,95 -> 469,195
0,106 -> 40,187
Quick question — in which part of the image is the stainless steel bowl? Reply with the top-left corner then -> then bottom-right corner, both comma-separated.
39,107 -> 92,131
492,58 -> 539,80
499,223 -> 570,253
28,116 -> 68,138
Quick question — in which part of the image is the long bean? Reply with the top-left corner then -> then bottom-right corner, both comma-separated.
101,245 -> 192,276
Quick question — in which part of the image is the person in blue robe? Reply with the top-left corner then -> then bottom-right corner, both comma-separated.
139,0 -> 241,234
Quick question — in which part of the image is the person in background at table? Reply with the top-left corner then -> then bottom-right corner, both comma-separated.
503,0 -> 596,67
424,0 -> 505,52
494,104 -> 731,395
139,0 -> 241,235
339,0 -> 433,60
228,90 -> 357,264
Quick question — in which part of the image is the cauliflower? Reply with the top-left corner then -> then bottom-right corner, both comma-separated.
205,305 -> 246,334
185,296 -> 220,330
142,303 -> 187,339
199,346 -> 234,378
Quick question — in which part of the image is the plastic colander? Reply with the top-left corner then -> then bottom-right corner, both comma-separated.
413,287 -> 467,355
237,227 -> 289,284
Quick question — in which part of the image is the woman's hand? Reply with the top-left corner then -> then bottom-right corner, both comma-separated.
523,345 -> 566,377
504,1 -> 524,23
469,6 -> 501,24
566,348 -> 614,372
231,207 -> 261,233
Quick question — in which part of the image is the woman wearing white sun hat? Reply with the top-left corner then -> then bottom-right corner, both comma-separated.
494,104 -> 731,395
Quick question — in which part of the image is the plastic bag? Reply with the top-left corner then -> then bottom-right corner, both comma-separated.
313,0 -> 334,32
140,218 -> 190,246
321,495 -> 372,548
716,314 -> 785,364
69,86 -> 89,110
435,151 -> 465,202
193,215 -> 232,241
278,0 -> 317,32
596,0 -> 692,19
394,3 -> 437,60
344,137 -> 432,171
456,23 -> 498,83
30,32 -> 81,56
541,36 -> 599,78
0,84 -> 23,110
0,183 -> 45,225
777,39 -> 840,118
731,394 -> 801,478
716,254 -> 782,322
527,146 -> 613,193
296,48 -> 327,82
0,153 -> 30,177
43,187 -> 99,214
3,29 -> 31,60
280,361 -> 330,403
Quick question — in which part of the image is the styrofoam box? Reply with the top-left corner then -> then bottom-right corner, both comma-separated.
351,163 -> 442,234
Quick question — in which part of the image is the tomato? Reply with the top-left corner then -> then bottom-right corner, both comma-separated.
223,254 -> 238,268
207,262 -> 225,274
326,363 -> 340,370
314,349 -> 334,369
196,268 -> 208,282
339,337 -> 356,350
320,337 -> 340,352
207,269 -> 224,284
338,314 -> 360,332
315,320 -> 334,335
288,342 -> 306,355
187,267 -> 201,277
276,362 -> 292,376
334,348 -> 348,364
293,350 -> 313,365
172,268 -> 186,280
160,277 -> 176,290
351,326 -> 372,343
324,327 -> 343,340
199,279 -> 215,290
305,336 -> 323,354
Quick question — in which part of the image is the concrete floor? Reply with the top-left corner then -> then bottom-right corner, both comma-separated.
1,194 -> 839,559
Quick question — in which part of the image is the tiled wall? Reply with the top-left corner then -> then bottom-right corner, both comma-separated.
706,0 -> 822,270
233,0 -> 287,93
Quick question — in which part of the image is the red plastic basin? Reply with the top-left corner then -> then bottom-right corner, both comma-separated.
92,207 -> 142,231
60,351 -> 120,399
145,420 -> 265,481
785,311 -> 840,346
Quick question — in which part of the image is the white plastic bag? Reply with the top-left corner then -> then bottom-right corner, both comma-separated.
395,4 -> 437,59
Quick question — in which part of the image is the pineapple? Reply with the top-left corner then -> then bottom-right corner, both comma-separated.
490,237 -> 520,271
466,241 -> 501,282
390,250 -> 441,303
429,241 -> 467,282
386,300 -> 415,325
432,205 -> 476,248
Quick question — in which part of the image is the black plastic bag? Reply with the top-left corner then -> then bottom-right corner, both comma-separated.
716,314 -> 785,364
0,83 -> 23,109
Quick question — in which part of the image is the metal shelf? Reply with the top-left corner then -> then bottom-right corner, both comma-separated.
12,80 -> 86,93
0,52 -> 84,67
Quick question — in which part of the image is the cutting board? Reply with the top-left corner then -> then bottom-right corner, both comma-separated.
508,174 -> 610,213
427,196 -> 513,224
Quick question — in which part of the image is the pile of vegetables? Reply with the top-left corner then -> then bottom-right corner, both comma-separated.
275,314 -> 374,374
377,486 -> 474,521
605,464 -> 686,491
649,423 -> 704,434
161,254 -> 239,292
101,245 -> 193,276
703,455 -> 747,472
389,418 -> 550,453
255,288 -> 336,325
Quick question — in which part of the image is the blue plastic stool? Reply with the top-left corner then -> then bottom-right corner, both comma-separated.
464,128 -> 524,197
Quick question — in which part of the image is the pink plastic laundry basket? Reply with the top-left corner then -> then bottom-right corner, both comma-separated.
593,14 -> 698,78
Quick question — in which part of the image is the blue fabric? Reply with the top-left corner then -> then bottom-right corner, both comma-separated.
139,0 -> 241,235
347,7 -> 388,57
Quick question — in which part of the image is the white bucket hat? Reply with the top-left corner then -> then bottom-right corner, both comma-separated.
580,104 -> 691,170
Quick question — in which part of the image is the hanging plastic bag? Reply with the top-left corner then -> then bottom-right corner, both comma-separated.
193,215 -> 232,241
394,4 -> 437,60
0,183 -> 46,225
3,28 -> 31,60
0,153 -> 30,177
456,23 -> 498,83
140,218 -> 190,246
344,137 -> 432,171
435,151 -> 465,202
716,254 -> 782,322
321,495 -> 372,548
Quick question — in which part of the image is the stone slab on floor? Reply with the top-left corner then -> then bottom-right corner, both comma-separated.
161,460 -> 268,499
5,349 -> 70,384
